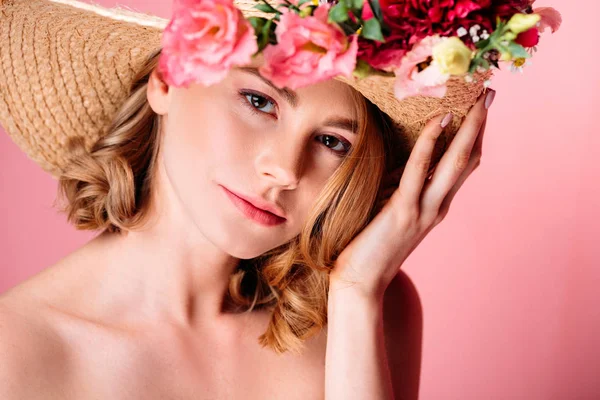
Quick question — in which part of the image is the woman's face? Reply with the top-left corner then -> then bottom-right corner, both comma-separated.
149,59 -> 362,259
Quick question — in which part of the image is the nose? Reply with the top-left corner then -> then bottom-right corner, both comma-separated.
254,138 -> 302,190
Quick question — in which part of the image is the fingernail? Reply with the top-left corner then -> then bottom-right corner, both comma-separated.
484,89 -> 496,109
440,112 -> 453,128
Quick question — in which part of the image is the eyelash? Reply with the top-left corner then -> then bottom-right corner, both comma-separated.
237,90 -> 352,157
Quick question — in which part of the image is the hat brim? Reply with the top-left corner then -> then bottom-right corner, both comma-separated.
0,0 -> 491,178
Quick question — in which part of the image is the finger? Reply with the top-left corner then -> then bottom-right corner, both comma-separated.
424,106 -> 487,183
426,112 -> 487,180
420,89 -> 492,214
393,112 -> 449,210
432,118 -> 487,222
473,114 -> 488,157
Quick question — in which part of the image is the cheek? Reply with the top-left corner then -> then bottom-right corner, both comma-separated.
159,99 -> 257,226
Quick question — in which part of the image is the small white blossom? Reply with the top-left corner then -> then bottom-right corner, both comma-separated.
469,25 -> 481,37
465,74 -> 474,83
457,27 -> 468,37
480,31 -> 490,40
483,79 -> 492,88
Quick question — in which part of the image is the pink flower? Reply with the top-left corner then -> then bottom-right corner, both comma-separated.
159,0 -> 258,87
393,36 -> 450,101
258,6 -> 358,90
534,7 -> 562,34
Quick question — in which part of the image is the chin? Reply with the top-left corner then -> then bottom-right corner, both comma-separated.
193,204 -> 286,261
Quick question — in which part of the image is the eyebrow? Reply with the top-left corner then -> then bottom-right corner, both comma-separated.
235,67 -> 359,135
237,66 -> 300,108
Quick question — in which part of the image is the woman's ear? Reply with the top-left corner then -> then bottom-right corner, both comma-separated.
147,68 -> 170,115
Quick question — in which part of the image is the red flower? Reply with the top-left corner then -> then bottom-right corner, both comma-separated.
357,0 -> 531,69
515,26 -> 539,47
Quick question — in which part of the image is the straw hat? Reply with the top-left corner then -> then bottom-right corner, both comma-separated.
0,0 -> 491,178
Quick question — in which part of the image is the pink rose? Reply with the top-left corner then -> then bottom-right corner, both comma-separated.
393,36 -> 450,101
258,6 -> 358,90
159,0 -> 258,88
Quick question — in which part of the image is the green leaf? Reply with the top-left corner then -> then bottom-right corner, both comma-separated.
247,16 -> 265,30
468,57 -> 490,74
262,18 -> 274,35
495,16 -> 503,30
254,3 -> 278,13
475,38 -> 490,49
257,19 -> 274,51
329,2 -> 349,23
507,42 -> 531,59
367,0 -> 383,21
352,59 -> 372,79
338,21 -> 359,36
350,0 -> 363,9
361,17 -> 385,42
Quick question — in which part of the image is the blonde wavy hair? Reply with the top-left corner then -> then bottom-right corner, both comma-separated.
57,48 -> 406,355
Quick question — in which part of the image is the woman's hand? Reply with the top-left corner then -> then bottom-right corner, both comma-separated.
330,89 -> 495,300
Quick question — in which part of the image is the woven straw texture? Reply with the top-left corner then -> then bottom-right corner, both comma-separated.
0,0 -> 492,178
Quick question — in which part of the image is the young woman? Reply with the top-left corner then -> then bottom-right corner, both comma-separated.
0,0 -> 503,399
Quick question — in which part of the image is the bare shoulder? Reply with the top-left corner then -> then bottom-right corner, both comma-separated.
382,270 -> 423,400
0,292 -> 69,399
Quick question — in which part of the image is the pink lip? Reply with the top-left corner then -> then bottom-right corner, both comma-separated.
221,186 -> 286,227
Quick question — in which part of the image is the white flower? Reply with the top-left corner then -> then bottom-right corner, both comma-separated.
509,58 -> 532,73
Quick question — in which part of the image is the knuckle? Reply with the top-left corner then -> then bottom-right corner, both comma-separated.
454,150 -> 472,172
422,209 -> 439,227
411,156 -> 432,174
390,198 -> 419,223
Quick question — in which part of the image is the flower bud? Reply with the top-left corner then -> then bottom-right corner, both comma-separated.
506,13 -> 541,34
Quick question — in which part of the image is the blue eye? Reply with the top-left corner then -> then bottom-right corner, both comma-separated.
239,90 -> 276,116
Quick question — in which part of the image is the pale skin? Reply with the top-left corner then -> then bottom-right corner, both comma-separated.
0,52 -> 492,399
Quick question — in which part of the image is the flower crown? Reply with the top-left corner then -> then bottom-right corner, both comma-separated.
159,0 -> 561,101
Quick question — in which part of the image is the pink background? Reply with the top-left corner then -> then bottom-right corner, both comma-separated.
1,0 -> 598,398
